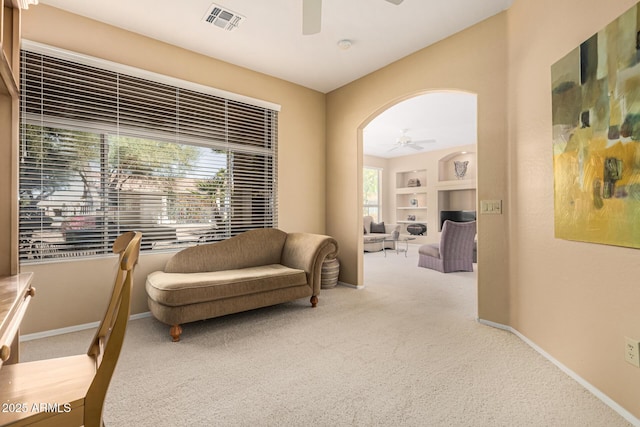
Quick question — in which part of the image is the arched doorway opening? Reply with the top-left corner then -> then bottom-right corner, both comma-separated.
358,90 -> 478,282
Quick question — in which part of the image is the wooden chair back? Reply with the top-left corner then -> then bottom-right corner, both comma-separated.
0,231 -> 142,427
85,231 -> 142,425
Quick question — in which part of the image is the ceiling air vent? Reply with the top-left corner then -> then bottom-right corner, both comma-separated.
202,3 -> 245,31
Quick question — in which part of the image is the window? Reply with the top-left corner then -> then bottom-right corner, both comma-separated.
363,167 -> 382,221
19,46 -> 278,262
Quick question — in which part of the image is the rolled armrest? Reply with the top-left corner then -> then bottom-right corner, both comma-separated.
281,233 -> 339,296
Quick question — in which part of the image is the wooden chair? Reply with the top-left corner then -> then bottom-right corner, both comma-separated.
0,231 -> 142,427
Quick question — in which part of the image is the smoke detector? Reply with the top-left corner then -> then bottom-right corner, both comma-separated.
202,3 -> 245,31
337,39 -> 352,50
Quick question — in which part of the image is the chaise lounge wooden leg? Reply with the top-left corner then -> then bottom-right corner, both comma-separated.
170,324 -> 182,342
310,295 -> 318,308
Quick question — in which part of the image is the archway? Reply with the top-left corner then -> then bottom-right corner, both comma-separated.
358,90 -> 478,283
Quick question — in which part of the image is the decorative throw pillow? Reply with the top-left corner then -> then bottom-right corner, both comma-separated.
370,221 -> 385,233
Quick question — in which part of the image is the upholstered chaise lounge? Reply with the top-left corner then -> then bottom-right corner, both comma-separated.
146,228 -> 338,341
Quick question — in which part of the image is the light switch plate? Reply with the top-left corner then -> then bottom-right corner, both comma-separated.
480,199 -> 502,215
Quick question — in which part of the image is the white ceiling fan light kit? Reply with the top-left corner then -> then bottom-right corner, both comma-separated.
388,130 -> 436,152
302,0 -> 404,35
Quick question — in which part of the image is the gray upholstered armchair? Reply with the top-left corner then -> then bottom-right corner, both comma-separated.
418,220 -> 476,273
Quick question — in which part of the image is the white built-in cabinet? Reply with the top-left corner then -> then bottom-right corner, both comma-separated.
390,149 -> 476,243
394,169 -> 427,237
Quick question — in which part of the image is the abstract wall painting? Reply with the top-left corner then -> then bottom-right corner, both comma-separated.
552,3 -> 640,249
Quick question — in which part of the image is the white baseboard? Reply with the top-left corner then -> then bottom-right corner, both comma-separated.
478,318 -> 640,427
20,311 -> 152,342
336,281 -> 363,289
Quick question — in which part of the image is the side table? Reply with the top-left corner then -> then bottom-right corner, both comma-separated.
321,257 -> 340,288
383,236 -> 416,257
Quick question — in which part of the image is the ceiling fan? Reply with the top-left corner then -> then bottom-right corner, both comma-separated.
388,130 -> 436,152
303,0 -> 404,35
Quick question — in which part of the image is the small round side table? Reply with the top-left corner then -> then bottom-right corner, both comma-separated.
321,257 -> 340,289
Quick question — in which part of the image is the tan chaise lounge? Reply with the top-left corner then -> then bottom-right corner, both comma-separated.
146,228 -> 339,341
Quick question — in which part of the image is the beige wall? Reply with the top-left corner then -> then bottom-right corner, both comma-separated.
326,13 -> 510,324
507,0 -> 640,418
18,5 -> 327,333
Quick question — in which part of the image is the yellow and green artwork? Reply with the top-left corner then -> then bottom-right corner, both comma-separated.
552,3 -> 640,249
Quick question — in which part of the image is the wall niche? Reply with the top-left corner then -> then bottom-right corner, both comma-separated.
436,151 -> 477,231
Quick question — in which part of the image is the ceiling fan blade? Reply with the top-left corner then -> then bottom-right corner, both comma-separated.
303,0 -> 322,35
408,144 -> 424,150
412,139 -> 437,145
387,145 -> 401,152
385,0 -> 404,4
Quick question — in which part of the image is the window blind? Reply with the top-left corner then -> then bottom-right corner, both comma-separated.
19,49 -> 278,262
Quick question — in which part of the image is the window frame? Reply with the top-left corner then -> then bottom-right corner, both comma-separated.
363,166 -> 382,222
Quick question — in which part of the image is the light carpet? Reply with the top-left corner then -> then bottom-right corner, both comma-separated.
21,246 -> 632,426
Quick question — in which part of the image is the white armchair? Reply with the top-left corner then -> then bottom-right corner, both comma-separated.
363,216 -> 400,252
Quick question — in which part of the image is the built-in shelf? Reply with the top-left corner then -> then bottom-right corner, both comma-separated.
436,151 -> 477,232
437,178 -> 476,189
379,147 -> 477,245
395,169 -> 426,189
396,187 -> 427,195
395,169 -> 427,238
